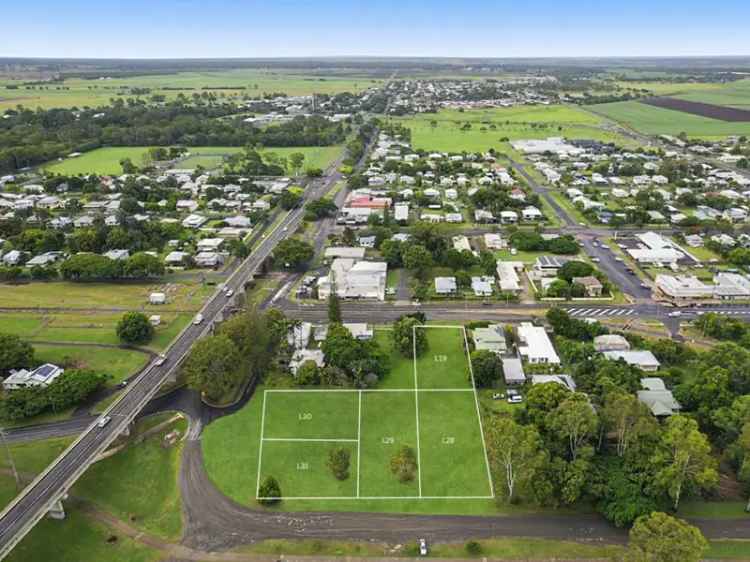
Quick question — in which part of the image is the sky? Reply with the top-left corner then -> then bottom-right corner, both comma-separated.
3,0 -> 750,59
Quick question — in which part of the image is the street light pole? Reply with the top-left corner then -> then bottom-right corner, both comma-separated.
0,427 -> 21,492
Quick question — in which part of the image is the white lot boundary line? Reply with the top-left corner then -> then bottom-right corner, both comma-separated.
462,326 -> 496,499
412,325 -> 423,498
262,438 -> 358,443
356,389 -> 362,498
256,495 -> 495,501
265,388 -> 473,393
254,391 -> 268,499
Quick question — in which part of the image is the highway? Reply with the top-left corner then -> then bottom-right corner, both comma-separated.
0,145 -> 354,559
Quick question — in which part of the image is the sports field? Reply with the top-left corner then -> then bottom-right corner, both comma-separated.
255,327 -> 493,501
396,105 -> 637,154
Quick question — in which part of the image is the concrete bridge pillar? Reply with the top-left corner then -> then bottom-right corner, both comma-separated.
47,495 -> 67,520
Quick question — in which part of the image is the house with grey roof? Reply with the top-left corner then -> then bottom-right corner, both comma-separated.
637,378 -> 681,416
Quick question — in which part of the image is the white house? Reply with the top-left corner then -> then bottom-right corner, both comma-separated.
3,364 -> 65,391
517,323 -> 560,365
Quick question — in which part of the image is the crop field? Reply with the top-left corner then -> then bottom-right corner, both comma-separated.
593,100 -> 750,138
617,78 -> 750,109
0,70 -> 381,111
203,327 -> 508,513
396,105 -> 637,154
641,97 -> 750,122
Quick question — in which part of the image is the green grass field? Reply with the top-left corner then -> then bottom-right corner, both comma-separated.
0,70 -> 380,111
210,327 -> 493,506
42,147 -> 153,175
42,144 -> 342,175
0,279 -> 211,310
73,415 -> 186,540
33,344 -> 149,385
396,105 -> 637,154
592,100 -> 750,139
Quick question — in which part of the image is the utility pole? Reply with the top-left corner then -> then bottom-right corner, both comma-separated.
0,427 -> 21,492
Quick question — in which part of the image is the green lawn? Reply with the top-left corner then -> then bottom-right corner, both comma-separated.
43,147 -> 154,175
0,280 -> 210,311
415,327 -> 473,389
73,415 -> 186,540
262,390 -> 359,440
206,327 -> 494,509
592,100 -> 750,139
33,344 -> 149,386
179,145 -> 343,173
5,509 -> 159,562
707,539 -> 750,559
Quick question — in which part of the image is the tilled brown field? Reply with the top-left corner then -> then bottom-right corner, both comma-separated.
641,96 -> 750,122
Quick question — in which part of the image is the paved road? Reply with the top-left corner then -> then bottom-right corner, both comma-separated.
178,442 -> 629,551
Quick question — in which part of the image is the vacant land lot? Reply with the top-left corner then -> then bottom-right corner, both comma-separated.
205,326 -> 500,513
0,279 -> 211,310
43,147 -> 153,175
593,100 -> 750,138
43,144 -> 342,175
397,105 -> 636,154
0,70 -> 380,111
641,97 -> 750,122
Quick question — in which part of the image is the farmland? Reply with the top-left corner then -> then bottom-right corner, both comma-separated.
396,105 -> 638,154
593,99 -> 750,138
42,144 -> 343,175
616,78 -> 750,109
640,97 -> 750,122
0,70 -> 380,111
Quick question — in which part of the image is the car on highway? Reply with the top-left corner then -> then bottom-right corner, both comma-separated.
419,539 -> 428,556
225,289 -> 234,297
154,354 -> 167,366
640,283 -> 650,289
615,257 -> 624,263
193,313 -> 204,325
668,311 -> 682,318
96,416 -> 111,428
591,257 -> 600,263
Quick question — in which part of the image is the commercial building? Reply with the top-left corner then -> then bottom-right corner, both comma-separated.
517,323 -> 560,365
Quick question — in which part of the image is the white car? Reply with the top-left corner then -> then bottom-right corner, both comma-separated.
419,539 -> 428,556
154,354 -> 166,366
97,416 -> 111,428
507,395 -> 523,404
225,289 -> 234,297
668,311 -> 682,318
193,313 -> 204,325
